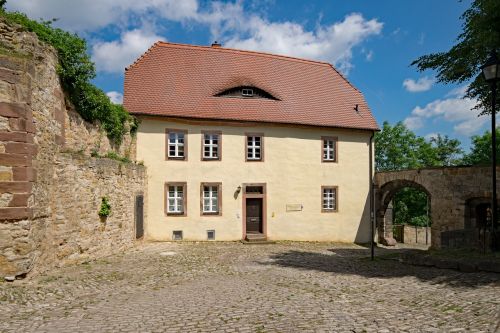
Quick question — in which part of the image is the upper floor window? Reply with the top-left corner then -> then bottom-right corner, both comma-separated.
246,134 -> 263,161
322,186 -> 338,212
214,86 -> 279,100
242,88 -> 254,97
322,136 -> 337,162
166,129 -> 187,160
201,183 -> 221,215
165,182 -> 187,216
202,131 -> 221,161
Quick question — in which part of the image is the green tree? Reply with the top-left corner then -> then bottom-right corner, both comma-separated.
430,134 -> 464,166
463,128 -> 500,165
0,1 -> 6,10
411,0 -> 500,115
374,121 -> 438,171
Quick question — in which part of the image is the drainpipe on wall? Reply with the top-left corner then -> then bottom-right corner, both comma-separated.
369,131 -> 375,260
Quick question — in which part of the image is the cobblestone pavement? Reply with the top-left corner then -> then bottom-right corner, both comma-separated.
1,242 -> 499,332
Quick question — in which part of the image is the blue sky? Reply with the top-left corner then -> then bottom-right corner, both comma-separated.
7,0 -> 489,149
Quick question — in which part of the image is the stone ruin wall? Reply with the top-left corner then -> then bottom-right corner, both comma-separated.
0,19 -> 145,278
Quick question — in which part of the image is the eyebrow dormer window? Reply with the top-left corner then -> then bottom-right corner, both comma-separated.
214,86 -> 278,100
242,88 -> 254,97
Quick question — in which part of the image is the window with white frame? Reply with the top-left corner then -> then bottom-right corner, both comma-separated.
242,88 -> 254,97
322,137 -> 337,162
167,130 -> 186,159
246,135 -> 262,161
322,187 -> 337,212
166,184 -> 185,214
203,133 -> 220,160
202,184 -> 220,214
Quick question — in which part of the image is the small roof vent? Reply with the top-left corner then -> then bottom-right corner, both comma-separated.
211,41 -> 221,48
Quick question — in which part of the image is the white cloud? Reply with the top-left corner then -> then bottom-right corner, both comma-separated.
106,91 -> 123,104
223,13 -> 383,74
403,76 -> 434,92
403,116 -> 425,130
6,0 -> 199,32
9,1 -> 383,76
404,86 -> 489,136
365,50 -> 374,61
92,29 -> 162,73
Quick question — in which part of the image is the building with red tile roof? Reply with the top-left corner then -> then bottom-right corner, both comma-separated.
125,42 -> 377,243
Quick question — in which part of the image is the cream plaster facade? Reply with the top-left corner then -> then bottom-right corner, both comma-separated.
136,116 -> 373,243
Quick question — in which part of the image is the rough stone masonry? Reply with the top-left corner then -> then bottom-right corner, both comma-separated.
0,18 -> 145,278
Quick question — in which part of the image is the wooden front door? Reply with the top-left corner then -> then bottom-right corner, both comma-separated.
246,198 -> 263,233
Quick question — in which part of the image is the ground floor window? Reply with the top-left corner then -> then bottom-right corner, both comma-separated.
201,183 -> 221,215
165,182 -> 187,216
322,186 -> 338,212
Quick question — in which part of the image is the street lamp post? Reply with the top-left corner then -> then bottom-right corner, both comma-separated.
481,50 -> 500,251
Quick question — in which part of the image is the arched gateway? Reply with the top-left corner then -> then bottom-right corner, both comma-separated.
373,166 -> 498,249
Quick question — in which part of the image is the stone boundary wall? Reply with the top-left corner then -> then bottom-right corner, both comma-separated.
393,225 -> 431,245
0,18 -> 145,278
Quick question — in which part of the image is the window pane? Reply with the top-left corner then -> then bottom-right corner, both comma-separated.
203,199 -> 210,209
247,137 -> 253,145
169,133 -> 176,142
169,146 -> 176,155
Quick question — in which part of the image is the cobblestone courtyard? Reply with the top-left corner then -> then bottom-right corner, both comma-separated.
1,242 -> 499,332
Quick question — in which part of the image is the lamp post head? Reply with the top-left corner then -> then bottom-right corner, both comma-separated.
482,50 -> 500,84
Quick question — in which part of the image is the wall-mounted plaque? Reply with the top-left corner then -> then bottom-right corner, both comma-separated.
286,204 -> 303,212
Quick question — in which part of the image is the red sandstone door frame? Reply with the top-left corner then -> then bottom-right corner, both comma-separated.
242,183 -> 267,240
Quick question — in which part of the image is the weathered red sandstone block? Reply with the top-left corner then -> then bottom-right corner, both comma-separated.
0,153 -> 31,166
0,207 -> 33,220
0,102 -> 27,118
0,132 -> 34,143
12,167 -> 36,181
54,106 -> 65,124
8,193 -> 30,207
55,134 -> 65,146
0,68 -> 22,84
0,181 -> 32,193
8,118 -> 26,131
5,142 -> 37,155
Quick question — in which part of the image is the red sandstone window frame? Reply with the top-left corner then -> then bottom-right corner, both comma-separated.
165,182 -> 187,216
321,186 -> 338,213
165,129 -> 188,161
245,133 -> 264,162
201,131 -> 222,161
321,136 -> 338,163
200,182 -> 222,216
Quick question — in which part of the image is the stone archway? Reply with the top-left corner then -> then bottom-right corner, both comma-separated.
374,166 -> 499,249
376,179 -> 431,246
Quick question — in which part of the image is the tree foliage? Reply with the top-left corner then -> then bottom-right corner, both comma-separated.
0,9 -> 132,144
411,0 -> 500,115
463,128 -> 500,165
430,134 -> 464,166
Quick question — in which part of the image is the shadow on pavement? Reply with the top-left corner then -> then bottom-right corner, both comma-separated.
260,247 -> 500,288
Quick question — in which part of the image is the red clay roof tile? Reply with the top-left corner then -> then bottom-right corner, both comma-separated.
123,42 -> 379,131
